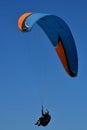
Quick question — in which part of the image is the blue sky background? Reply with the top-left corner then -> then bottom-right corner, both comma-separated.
0,0 -> 87,130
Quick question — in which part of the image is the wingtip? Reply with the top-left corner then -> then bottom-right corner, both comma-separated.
18,12 -> 33,31
55,40 -> 78,77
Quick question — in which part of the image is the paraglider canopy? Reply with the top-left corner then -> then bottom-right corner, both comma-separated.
18,12 -> 78,77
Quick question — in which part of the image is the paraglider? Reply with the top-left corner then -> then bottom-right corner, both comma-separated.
18,12 -> 78,77
35,106 -> 51,126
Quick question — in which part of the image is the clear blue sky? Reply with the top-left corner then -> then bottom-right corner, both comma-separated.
0,0 -> 87,130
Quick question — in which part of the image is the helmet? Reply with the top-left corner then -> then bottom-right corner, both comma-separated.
45,109 -> 49,115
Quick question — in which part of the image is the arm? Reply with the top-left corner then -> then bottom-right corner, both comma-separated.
41,105 -> 44,116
